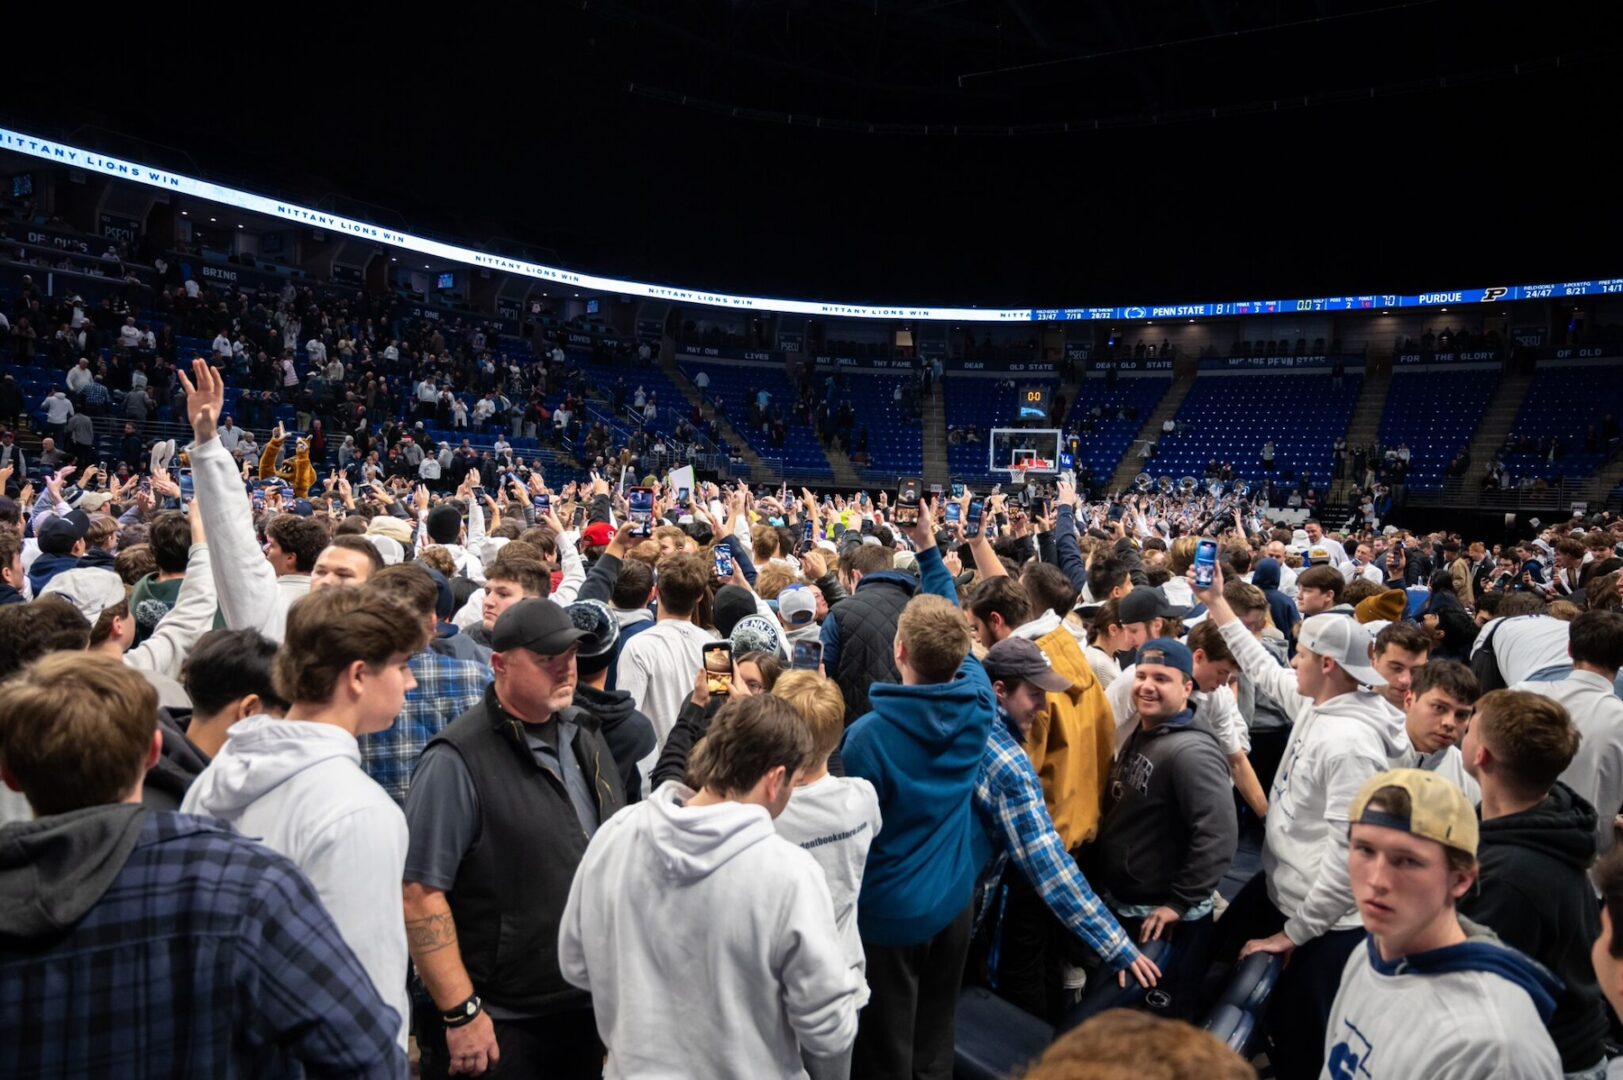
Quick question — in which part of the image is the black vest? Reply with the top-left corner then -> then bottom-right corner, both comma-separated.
830,573 -> 917,724
427,687 -> 626,1014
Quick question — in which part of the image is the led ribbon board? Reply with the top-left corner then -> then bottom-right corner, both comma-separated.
3,126 -> 1618,323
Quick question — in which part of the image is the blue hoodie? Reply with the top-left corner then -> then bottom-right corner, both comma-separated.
1250,558 -> 1299,654
843,652 -> 996,947
26,553 -> 81,599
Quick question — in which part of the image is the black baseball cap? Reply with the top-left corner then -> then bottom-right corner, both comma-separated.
37,509 -> 91,556
982,637 -> 1073,693
492,598 -> 589,656
1118,586 -> 1190,625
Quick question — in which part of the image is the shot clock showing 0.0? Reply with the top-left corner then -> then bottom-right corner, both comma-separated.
1018,385 -> 1049,421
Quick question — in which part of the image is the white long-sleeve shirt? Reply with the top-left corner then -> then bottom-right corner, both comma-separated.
1218,620 -> 1406,945
42,394 -> 74,424
616,620 -> 719,749
123,542 -> 216,680
1521,669 -> 1623,859
190,435 -> 307,642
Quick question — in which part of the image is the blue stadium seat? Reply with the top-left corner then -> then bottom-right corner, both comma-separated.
1499,363 -> 1623,480
1214,951 -> 1285,1015
1379,368 -> 1500,492
1202,1004 -> 1257,1056
952,937 -> 1176,1080
952,987 -> 1054,1080
1154,372 -> 1362,490
1070,377 -> 1173,482
679,360 -> 829,473
1054,936 -> 1176,1030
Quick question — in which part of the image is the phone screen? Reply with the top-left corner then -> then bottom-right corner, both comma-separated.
1193,537 -> 1220,589
945,502 -> 961,524
703,642 -> 733,695
964,499 -> 984,538
896,479 -> 921,526
803,519 -> 814,547
792,639 -> 823,671
628,487 -> 654,536
678,487 -> 691,504
470,485 -> 486,502
950,482 -> 964,500
714,545 -> 734,579
532,494 -> 550,513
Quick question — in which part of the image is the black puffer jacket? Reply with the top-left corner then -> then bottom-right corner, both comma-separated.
826,570 -> 918,724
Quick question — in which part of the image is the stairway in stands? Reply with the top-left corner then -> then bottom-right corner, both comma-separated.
655,338 -> 776,482
922,380 -> 948,489
1106,375 -> 1194,491
1328,368 -> 1392,503
1428,370 -> 1534,501
819,438 -> 864,489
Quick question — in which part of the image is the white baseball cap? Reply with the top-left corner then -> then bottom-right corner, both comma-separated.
778,585 -> 818,628
40,568 -> 127,622
1297,614 -> 1386,687
366,535 -> 405,566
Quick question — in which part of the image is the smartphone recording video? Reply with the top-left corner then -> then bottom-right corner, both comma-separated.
628,486 -> 654,537
703,642 -> 734,695
792,638 -> 823,671
896,478 -> 922,526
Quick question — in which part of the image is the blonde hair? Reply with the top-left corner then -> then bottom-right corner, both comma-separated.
416,545 -> 455,577
772,670 -> 847,762
897,594 -> 972,684
751,523 -> 781,562
1168,536 -> 1200,575
755,563 -> 803,602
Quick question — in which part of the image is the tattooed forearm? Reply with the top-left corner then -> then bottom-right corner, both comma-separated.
405,912 -> 459,955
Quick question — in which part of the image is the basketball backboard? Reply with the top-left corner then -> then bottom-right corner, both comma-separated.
990,427 -> 1063,478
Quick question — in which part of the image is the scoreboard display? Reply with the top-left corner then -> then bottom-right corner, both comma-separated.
1018,384 -> 1049,421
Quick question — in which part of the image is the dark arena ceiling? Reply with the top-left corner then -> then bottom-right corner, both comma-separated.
6,0 -> 1619,308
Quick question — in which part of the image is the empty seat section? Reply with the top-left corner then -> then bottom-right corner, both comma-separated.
678,360 -> 829,473
1499,364 -> 1623,480
1154,372 -> 1362,490
1379,368 -> 1500,492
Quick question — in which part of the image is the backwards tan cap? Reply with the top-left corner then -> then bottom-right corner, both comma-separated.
1349,767 -> 1478,857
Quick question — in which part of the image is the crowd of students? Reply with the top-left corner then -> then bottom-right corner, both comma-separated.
3,356 -> 1623,1078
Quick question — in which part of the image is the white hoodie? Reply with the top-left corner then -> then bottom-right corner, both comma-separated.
559,782 -> 860,1079
1218,621 -> 1407,945
180,716 -> 409,1051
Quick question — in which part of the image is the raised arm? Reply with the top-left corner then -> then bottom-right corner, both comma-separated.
180,360 -> 280,637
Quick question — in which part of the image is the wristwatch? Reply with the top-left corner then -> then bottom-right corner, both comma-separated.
441,994 -> 483,1028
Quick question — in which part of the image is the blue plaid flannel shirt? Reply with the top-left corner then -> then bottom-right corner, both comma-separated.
359,650 -> 490,807
975,708 -> 1138,971
0,807 -> 403,1077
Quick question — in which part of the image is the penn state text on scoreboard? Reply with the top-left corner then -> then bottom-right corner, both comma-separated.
3,125 -> 1617,325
